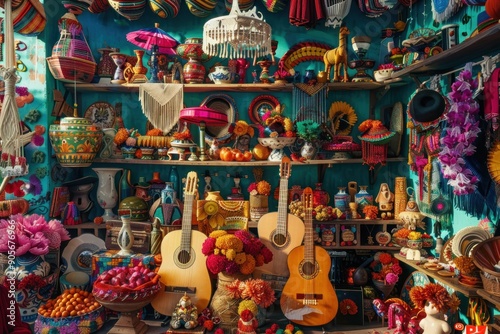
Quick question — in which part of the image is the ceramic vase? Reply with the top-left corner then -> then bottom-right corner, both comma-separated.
97,47 -> 118,83
117,213 -> 134,255
256,59 -> 274,83
93,167 -> 122,221
124,49 -> 148,83
334,187 -> 350,213
109,52 -> 128,84
161,182 -> 176,204
300,141 -> 318,160
355,186 -> 373,212
211,272 -> 251,332
49,117 -> 104,167
176,38 -> 211,84
249,194 -> 268,221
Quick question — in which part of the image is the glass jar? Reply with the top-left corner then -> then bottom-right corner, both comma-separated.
334,187 -> 349,212
355,186 -> 373,212
313,183 -> 330,207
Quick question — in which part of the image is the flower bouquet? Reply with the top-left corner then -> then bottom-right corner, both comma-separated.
202,230 -> 273,276
248,180 -> 271,221
370,252 -> 402,298
0,214 -> 69,322
203,230 -> 273,329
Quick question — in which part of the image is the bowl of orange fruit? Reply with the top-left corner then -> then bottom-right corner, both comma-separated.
34,288 -> 105,333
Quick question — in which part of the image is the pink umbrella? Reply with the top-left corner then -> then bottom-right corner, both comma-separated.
126,23 -> 179,55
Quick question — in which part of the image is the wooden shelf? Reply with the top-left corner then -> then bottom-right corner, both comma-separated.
64,222 -> 107,237
92,157 -> 406,166
477,289 -> 500,310
395,254 -> 479,297
67,81 -> 389,93
392,25 -> 500,79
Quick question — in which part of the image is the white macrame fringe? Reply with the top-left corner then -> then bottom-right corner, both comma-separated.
139,83 -> 183,134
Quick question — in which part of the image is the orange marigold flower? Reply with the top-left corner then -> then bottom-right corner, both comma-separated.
340,298 -> 358,315
256,180 -> 271,196
240,254 -> 256,275
233,120 -> 249,137
114,128 -> 130,145
146,128 -> 163,136
379,252 -> 392,265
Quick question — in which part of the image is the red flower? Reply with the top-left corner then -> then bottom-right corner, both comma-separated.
340,298 -> 358,315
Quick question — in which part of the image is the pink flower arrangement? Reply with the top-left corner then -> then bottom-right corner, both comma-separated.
247,180 -> 271,196
370,252 -> 402,284
438,66 -> 480,195
202,230 -> 273,276
0,214 -> 70,256
226,278 -> 276,316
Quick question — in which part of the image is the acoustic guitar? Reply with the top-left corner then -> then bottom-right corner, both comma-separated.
254,157 -> 305,287
280,187 -> 338,326
151,171 -> 212,316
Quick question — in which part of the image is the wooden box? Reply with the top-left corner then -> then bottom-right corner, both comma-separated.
105,219 -> 152,253
334,286 -> 364,326
165,327 -> 206,334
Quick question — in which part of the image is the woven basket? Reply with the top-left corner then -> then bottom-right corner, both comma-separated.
480,271 -> 500,297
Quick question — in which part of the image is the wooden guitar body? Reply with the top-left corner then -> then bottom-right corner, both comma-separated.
151,172 -> 212,316
280,244 -> 338,326
280,187 -> 338,326
151,228 -> 212,315
254,211 -> 305,279
254,157 -> 305,282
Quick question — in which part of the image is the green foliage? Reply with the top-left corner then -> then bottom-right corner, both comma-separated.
295,120 -> 321,141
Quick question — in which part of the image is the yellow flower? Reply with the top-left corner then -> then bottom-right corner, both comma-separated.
238,299 -> 258,316
235,252 -> 247,264
284,118 -> 293,132
209,230 -> 228,239
216,234 -> 244,252
233,121 -> 249,137
408,231 -> 422,240
204,201 -> 219,215
226,249 -> 236,260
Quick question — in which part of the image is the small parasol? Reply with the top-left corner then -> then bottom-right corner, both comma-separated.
126,22 -> 179,55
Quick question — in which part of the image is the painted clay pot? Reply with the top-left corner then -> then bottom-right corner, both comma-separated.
176,38 -> 211,84
49,117 -> 103,167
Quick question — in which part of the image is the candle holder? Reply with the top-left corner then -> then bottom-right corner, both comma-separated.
349,36 -> 375,82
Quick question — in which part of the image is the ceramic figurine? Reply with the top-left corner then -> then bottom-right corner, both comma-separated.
349,202 -> 360,219
375,183 -> 394,212
170,293 -> 198,329
237,309 -> 258,334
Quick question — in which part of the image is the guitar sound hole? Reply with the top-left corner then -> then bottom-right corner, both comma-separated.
273,233 -> 287,247
302,261 -> 315,276
177,250 -> 191,265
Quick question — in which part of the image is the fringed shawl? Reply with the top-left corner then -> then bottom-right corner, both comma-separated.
139,83 -> 183,134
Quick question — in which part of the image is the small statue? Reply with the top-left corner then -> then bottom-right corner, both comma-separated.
170,293 -> 198,330
349,202 -> 360,219
237,309 -> 258,334
375,183 -> 395,212
410,283 -> 459,334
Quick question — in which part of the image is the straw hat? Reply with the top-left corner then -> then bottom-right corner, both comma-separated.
358,120 -> 395,145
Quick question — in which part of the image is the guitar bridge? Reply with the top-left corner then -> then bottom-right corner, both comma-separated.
164,286 -> 197,294
296,293 -> 323,305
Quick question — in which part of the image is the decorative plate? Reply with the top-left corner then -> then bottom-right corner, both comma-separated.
440,237 -> 454,264
437,270 -> 455,277
328,101 -> 357,136
200,94 -> 238,144
61,234 -> 106,274
400,271 -> 430,305
84,101 -> 115,128
451,226 -> 491,257
248,95 -> 280,125
375,231 -> 391,246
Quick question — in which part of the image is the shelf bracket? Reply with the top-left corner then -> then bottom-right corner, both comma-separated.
369,85 -> 390,119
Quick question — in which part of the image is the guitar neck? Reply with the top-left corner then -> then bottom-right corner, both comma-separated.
304,205 -> 314,264
276,176 -> 289,236
181,193 -> 194,251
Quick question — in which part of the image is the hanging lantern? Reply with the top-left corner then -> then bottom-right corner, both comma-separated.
323,0 -> 352,28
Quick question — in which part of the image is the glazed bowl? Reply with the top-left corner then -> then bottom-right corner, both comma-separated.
60,271 -> 91,292
208,66 -> 237,84
374,68 -> 394,82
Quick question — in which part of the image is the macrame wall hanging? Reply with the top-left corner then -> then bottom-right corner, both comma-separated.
292,83 -> 328,123
139,83 -> 183,134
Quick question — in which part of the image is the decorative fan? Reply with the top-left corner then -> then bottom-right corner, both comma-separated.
328,101 -> 357,136
488,141 -> 500,184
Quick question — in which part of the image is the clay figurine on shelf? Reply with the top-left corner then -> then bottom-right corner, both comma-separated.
170,293 -> 199,329
375,183 -> 395,213
409,283 -> 460,334
237,309 -> 258,334
349,202 -> 360,219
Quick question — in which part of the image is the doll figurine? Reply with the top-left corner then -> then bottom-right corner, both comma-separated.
376,183 -> 395,212
237,309 -> 258,334
170,293 -> 198,329
409,283 -> 460,334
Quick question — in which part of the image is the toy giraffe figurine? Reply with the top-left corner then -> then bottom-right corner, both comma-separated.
323,26 -> 350,82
